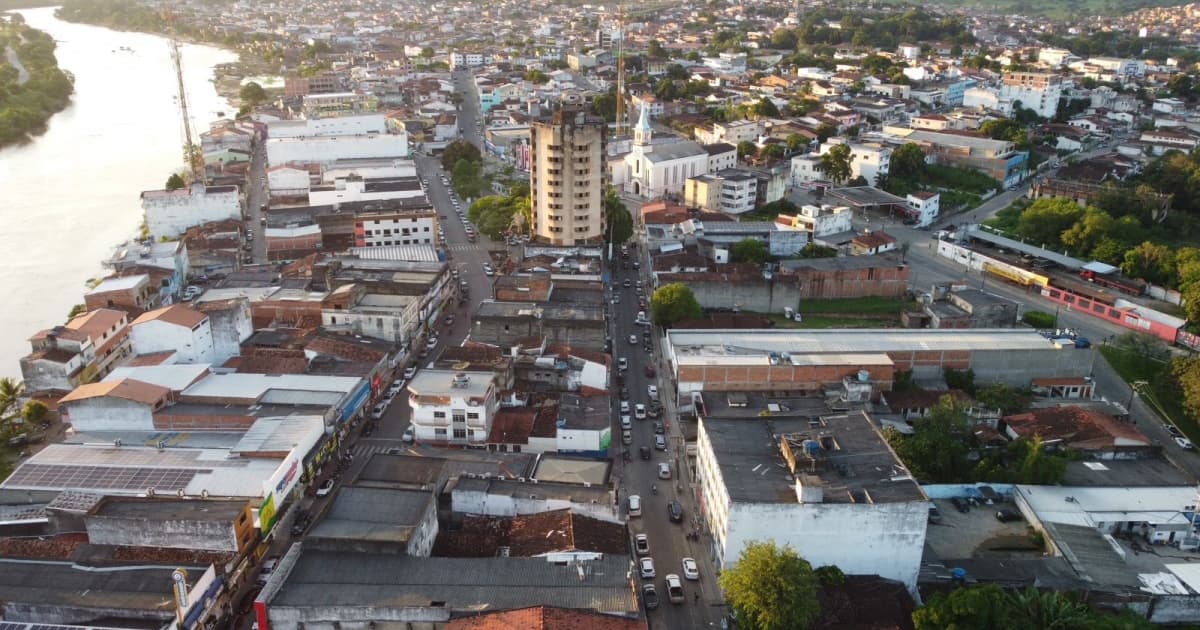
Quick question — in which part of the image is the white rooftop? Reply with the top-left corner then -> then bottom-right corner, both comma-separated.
86,274 -> 148,295
105,364 -> 212,392
407,370 -> 494,398
667,329 -> 1060,362
1015,485 -> 1198,528
183,373 -> 362,402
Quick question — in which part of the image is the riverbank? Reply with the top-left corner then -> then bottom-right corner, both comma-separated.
52,0 -> 269,104
0,15 -> 74,148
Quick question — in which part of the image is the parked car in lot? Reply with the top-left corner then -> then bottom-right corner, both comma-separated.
995,509 -> 1022,523
950,497 -> 970,513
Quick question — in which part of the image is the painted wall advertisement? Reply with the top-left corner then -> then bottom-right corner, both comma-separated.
258,456 -> 300,533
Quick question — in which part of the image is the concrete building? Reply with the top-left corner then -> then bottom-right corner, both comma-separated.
306,487 -> 438,556
353,206 -> 438,248
790,153 -> 824,186
58,378 -> 172,432
84,274 -> 154,315
322,286 -> 422,344
684,169 -> 758,215
130,304 -> 216,364
470,301 -> 607,352
193,298 -> 253,364
141,183 -> 241,239
529,100 -> 606,245
654,266 -> 804,313
255,549 -> 639,627
554,394 -> 612,457
820,139 -> 891,185
777,205 -> 854,239
450,477 -> 617,522
664,329 -> 1095,404
850,230 -> 898,256
697,408 -> 928,593
267,134 -> 409,167
308,176 -> 425,207
999,71 -> 1064,119
776,256 -> 911,299
906,191 -> 940,227
407,370 -> 498,446
19,327 -> 96,396
84,496 -> 257,553
63,308 -> 132,381
694,119 -> 761,146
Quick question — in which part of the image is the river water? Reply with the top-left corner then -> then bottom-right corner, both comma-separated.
0,8 -> 236,378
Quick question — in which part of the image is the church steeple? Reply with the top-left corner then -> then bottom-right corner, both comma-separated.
633,102 -> 652,146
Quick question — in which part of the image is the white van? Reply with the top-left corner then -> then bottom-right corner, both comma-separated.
628,494 -> 642,517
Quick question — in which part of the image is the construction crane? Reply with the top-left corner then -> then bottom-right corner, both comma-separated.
163,11 -> 205,185
611,1 -> 690,136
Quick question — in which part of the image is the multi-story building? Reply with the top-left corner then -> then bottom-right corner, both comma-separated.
352,207 -> 439,247
129,304 -> 216,364
407,370 -> 497,445
697,407 -> 929,594
618,104 -> 709,199
20,326 -> 97,395
141,183 -> 241,239
64,308 -> 132,381
820,139 -> 891,185
530,99 -> 606,245
998,71 -> 1064,119
450,51 -> 493,69
684,169 -> 758,215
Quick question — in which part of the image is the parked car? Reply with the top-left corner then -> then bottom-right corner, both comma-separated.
644,365 -> 656,378
635,404 -> 647,420
620,401 -> 630,414
635,534 -> 650,555
426,336 -> 439,349
628,494 -> 642,517
1167,425 -> 1184,438
654,422 -> 664,435
640,557 -> 656,579
639,446 -> 651,460
665,574 -> 685,604
658,461 -> 671,478
950,497 -> 970,513
315,478 -> 335,497
995,509 -> 1022,523
682,557 -> 699,580
642,583 -> 659,610
618,357 -> 628,371
647,385 -> 658,400
928,505 -> 943,524
402,426 -> 415,444
371,404 -> 387,420
668,500 -> 683,523
404,366 -> 417,379
622,430 -> 633,445
1177,436 -> 1195,450
656,435 -> 667,451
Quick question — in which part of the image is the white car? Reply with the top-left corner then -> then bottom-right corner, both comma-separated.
315,478 -> 335,497
1177,436 -> 1195,450
634,404 -> 647,420
628,334 -> 638,345
665,574 -> 685,604
426,336 -> 439,349
404,366 -> 417,379
620,401 -> 630,414
635,533 -> 650,556
640,557 -> 656,579
402,426 -> 415,444
682,557 -> 700,580
622,430 -> 632,445
371,404 -> 387,420
647,385 -> 658,400
628,494 -> 642,517
618,357 -> 628,371
389,379 -> 406,394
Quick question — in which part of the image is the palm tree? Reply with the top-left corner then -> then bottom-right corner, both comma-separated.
0,378 -> 25,434
1009,587 -> 1092,630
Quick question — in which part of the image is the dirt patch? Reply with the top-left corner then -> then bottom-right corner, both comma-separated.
976,534 -> 1041,556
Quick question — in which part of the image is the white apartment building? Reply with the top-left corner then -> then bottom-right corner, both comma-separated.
308,177 -> 425,206
129,304 -> 215,365
998,71 -> 1063,119
354,210 -> 439,247
820,139 -> 891,185
790,154 -> 823,186
697,411 -> 928,594
694,120 -> 762,146
907,191 -> 940,228
777,205 -> 854,238
684,170 -> 758,215
450,52 -> 493,69
407,371 -> 498,445
322,291 -> 421,344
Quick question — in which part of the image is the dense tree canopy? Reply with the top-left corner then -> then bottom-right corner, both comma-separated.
719,542 -> 820,630
818,143 -> 852,185
650,283 -> 702,326
914,584 -> 1155,630
604,188 -> 633,244
0,18 -> 74,147
731,238 -> 769,265
441,139 -> 482,170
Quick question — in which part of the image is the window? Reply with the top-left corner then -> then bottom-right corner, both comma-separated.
434,411 -> 446,419
468,412 -> 480,420
434,428 -> 447,437
453,428 -> 467,439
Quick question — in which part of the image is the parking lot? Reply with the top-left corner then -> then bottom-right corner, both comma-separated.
926,498 -> 1039,560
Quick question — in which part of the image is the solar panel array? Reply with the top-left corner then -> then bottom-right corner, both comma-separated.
5,464 -> 199,491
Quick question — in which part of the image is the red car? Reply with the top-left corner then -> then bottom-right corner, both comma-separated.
645,365 -> 656,378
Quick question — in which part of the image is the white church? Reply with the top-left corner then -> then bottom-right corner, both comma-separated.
613,104 -> 714,199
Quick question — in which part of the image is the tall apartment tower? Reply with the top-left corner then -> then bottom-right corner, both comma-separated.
529,96 -> 606,245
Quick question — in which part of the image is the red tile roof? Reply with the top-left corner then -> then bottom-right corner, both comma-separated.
132,304 -> 207,329
446,606 -> 644,630
1003,406 -> 1151,451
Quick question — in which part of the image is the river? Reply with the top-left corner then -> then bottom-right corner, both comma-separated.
0,7 -> 236,379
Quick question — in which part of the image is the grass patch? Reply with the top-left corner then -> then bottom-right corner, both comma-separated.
926,164 -> 999,195
799,296 -> 919,315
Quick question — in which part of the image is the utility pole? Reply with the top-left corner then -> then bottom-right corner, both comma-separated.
169,37 -> 205,185
615,6 -> 626,136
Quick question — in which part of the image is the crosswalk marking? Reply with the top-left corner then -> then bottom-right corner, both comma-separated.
445,243 -> 483,252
